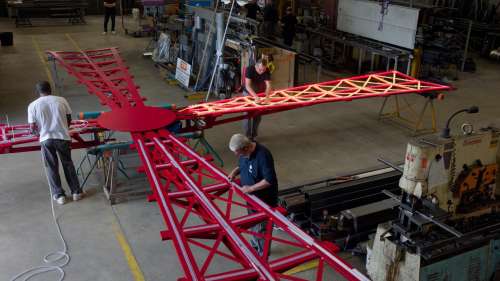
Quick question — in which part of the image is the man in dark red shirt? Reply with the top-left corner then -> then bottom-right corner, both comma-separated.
243,58 -> 272,140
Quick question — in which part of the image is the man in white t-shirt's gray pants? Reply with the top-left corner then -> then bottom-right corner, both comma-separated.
28,81 -> 82,205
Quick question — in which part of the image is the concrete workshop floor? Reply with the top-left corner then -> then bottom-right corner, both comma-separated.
1,16 -> 500,281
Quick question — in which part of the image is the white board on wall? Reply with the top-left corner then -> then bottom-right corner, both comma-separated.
337,0 -> 419,49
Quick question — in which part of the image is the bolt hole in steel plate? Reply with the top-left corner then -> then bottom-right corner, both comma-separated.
97,106 -> 177,132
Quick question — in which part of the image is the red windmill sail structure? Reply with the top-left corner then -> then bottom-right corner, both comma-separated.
1,47 -> 452,280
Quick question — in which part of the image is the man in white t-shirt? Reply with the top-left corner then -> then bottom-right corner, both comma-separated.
28,81 -> 83,205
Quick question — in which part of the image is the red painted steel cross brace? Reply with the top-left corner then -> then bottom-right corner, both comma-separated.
0,47 -> 452,280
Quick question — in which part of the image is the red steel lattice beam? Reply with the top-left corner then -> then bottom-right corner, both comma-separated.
178,71 -> 451,130
182,71 -> 450,117
47,48 -> 145,109
0,120 -> 104,154
133,130 -> 369,281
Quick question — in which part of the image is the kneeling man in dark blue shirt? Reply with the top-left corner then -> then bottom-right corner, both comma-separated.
228,134 -> 278,256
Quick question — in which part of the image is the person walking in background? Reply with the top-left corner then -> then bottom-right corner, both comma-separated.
262,0 -> 278,38
103,0 -> 117,35
281,7 -> 297,46
28,81 -> 83,205
245,0 -> 260,20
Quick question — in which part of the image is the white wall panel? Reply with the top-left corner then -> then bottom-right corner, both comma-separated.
337,0 -> 419,49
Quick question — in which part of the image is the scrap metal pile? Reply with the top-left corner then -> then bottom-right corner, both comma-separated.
279,169 -> 402,246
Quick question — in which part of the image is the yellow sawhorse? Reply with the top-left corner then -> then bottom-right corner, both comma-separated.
378,93 -> 442,136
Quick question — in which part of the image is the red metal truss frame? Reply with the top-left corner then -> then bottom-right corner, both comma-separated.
179,71 -> 451,130
2,47 -> 452,280
0,120 -> 104,154
133,130 -> 369,281
47,48 -> 145,109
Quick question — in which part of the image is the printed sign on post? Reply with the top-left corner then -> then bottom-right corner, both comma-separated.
175,58 -> 191,88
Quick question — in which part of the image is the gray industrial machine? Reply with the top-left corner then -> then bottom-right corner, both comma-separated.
367,121 -> 500,281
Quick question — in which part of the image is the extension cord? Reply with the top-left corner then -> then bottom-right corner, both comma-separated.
9,157 -> 70,281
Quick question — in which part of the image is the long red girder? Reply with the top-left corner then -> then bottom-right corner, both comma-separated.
133,129 -> 368,280
47,48 -> 145,109
0,119 -> 104,154
1,47 -> 452,280
178,70 -> 451,130
182,71 -> 449,117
